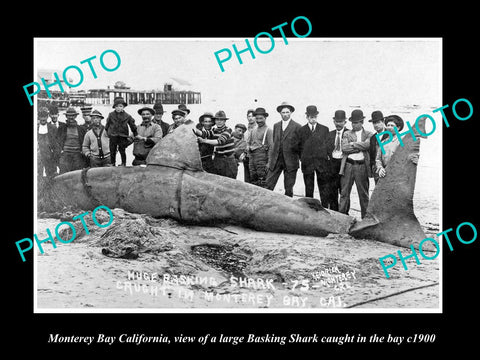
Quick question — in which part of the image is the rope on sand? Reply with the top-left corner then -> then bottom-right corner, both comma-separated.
344,282 -> 440,308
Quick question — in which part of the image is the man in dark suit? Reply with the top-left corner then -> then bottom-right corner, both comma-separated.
298,105 -> 330,204
37,107 -> 60,178
265,101 -> 301,197
325,110 -> 349,211
367,110 -> 389,184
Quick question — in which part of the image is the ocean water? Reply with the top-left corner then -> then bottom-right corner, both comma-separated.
52,101 -> 441,228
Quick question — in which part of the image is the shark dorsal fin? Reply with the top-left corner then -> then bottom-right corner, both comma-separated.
146,121 -> 204,171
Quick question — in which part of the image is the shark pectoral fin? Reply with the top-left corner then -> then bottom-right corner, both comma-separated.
349,214 -> 380,234
296,197 -> 329,213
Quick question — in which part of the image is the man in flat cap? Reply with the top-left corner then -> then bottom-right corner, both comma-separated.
132,106 -> 163,165
167,109 -> 187,135
265,101 -> 301,197
82,109 -> 111,168
338,109 -> 373,218
80,105 -> 93,132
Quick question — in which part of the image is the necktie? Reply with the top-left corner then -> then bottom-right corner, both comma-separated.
334,131 -> 341,151
311,125 -> 315,132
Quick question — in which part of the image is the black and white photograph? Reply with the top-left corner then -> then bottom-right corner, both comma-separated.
33,37 -> 442,312
6,7 -> 479,354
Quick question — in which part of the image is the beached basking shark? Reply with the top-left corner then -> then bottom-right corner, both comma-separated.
52,118 -> 429,249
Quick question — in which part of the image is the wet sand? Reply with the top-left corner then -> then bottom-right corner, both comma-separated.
35,208 -> 439,312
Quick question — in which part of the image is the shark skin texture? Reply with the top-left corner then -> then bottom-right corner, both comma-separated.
51,118 -> 429,248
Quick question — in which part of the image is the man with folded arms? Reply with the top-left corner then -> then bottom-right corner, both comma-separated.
338,109 -> 373,218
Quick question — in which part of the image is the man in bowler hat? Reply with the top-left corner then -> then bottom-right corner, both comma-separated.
325,110 -> 349,210
338,109 -> 373,218
368,110 -> 389,184
153,101 -> 170,137
265,101 -> 301,197
298,105 -> 330,203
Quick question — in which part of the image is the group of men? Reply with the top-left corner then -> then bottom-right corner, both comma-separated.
192,102 -> 403,219
37,97 -> 404,219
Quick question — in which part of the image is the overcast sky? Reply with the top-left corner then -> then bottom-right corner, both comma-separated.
34,38 -> 441,110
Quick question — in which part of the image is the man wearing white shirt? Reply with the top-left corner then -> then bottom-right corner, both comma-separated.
37,107 -> 59,178
265,101 -> 301,197
326,110 -> 349,210
243,109 -> 257,184
338,109 -> 373,218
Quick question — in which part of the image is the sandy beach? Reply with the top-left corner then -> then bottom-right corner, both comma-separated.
35,208 -> 439,311
35,103 -> 441,312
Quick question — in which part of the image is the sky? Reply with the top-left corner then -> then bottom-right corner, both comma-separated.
34,38 -> 442,111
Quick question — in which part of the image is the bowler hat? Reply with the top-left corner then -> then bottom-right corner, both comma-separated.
172,109 -> 186,117
213,110 -> 229,120
65,107 -> 79,116
305,105 -> 319,116
277,101 -> 295,113
138,106 -> 155,115
349,109 -> 365,122
368,110 -> 385,123
153,102 -> 165,114
178,104 -> 190,115
112,96 -> 127,108
90,109 -> 104,119
253,107 -> 269,117
332,110 -> 347,121
199,112 -> 214,122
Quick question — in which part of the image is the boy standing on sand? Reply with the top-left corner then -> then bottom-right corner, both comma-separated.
105,97 -> 138,166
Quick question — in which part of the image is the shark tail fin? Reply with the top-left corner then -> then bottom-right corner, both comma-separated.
349,116 -> 430,249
